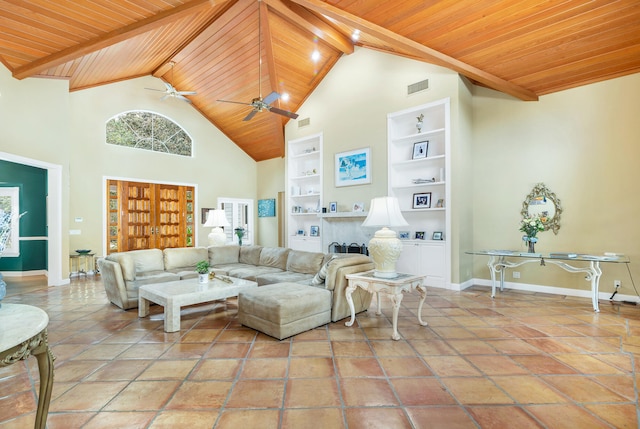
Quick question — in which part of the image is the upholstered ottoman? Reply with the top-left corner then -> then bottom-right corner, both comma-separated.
237,283 -> 332,340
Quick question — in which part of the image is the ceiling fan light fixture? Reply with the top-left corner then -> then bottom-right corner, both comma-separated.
311,49 -> 321,62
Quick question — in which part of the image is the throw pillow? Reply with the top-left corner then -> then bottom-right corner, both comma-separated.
311,256 -> 335,285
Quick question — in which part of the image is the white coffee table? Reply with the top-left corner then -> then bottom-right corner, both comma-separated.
138,277 -> 258,332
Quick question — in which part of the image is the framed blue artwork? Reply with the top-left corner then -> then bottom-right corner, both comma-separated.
258,198 -> 276,217
335,147 -> 371,187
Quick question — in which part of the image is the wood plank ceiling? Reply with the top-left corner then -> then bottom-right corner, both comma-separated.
1,0 -> 639,161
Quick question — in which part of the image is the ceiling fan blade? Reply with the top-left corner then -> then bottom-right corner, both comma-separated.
269,107 -> 299,119
262,91 -> 280,105
160,94 -> 170,101
177,90 -> 197,96
145,87 -> 166,92
243,110 -> 258,121
164,82 -> 174,92
176,94 -> 192,103
217,99 -> 253,106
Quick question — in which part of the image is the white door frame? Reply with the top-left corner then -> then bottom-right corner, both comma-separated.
0,151 -> 63,286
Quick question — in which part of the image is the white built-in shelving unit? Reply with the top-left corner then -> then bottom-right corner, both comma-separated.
387,98 -> 451,287
286,133 -> 323,252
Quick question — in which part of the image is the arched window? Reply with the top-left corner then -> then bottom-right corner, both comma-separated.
106,111 -> 193,156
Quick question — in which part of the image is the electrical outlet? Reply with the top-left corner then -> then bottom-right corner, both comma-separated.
614,280 -> 621,289
513,271 -> 520,279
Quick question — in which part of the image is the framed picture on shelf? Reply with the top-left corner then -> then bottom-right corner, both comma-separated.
412,192 -> 432,209
297,229 -> 305,236
412,141 -> 429,159
335,147 -> 371,187
415,231 -> 425,240
432,231 -> 443,240
329,202 -> 337,213
352,202 -> 364,212
436,198 -> 444,208
399,231 -> 410,240
310,225 -> 319,237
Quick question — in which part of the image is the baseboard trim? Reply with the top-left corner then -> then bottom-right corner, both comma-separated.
465,278 -> 639,304
0,270 -> 48,277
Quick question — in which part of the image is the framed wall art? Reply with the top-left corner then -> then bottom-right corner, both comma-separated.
329,202 -> 337,213
310,225 -> 319,237
258,198 -> 276,217
412,192 -> 432,209
335,147 -> 371,187
412,141 -> 429,159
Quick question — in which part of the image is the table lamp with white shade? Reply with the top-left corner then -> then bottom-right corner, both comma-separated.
361,196 -> 409,278
203,209 -> 230,246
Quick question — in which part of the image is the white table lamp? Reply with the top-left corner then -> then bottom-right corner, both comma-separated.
362,197 -> 408,278
203,209 -> 230,246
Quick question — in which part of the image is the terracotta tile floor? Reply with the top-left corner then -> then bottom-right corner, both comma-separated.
1,275 -> 639,428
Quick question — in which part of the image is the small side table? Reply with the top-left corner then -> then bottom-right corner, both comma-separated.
345,271 -> 428,340
0,303 -> 55,429
69,253 -> 95,277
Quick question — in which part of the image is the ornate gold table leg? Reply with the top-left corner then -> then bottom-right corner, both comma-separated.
32,335 -> 54,429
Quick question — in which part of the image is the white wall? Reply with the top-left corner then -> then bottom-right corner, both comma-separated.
1,66 -> 258,279
472,73 -> 640,295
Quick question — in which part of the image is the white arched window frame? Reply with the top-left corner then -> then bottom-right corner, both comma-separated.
105,110 -> 193,157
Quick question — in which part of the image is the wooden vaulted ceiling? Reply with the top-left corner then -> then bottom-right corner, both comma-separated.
1,0 -> 639,161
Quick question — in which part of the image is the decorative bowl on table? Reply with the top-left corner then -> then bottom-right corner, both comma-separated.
76,249 -> 91,254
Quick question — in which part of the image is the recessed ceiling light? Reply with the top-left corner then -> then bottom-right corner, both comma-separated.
311,49 -> 320,62
352,29 -> 360,41
281,92 -> 290,101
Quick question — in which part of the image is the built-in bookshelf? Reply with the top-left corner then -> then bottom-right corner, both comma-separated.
387,98 -> 450,287
286,133 -> 323,252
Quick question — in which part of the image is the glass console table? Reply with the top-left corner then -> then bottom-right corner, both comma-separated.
466,250 -> 630,312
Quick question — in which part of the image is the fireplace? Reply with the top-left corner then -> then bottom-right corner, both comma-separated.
328,242 -> 369,255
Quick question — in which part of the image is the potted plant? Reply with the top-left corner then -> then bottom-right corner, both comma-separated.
195,260 -> 210,284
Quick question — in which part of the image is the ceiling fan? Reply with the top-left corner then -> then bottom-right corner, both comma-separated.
145,61 -> 197,103
217,0 -> 298,121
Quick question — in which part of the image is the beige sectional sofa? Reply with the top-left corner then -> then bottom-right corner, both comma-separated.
98,245 -> 374,322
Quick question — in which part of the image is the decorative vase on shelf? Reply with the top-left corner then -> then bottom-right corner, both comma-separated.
416,113 -> 424,133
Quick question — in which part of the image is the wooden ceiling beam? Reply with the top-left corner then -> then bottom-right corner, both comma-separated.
261,0 -> 280,96
266,0 -> 353,54
289,0 -> 538,101
13,0 -> 227,80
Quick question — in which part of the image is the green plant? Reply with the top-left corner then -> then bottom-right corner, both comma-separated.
195,260 -> 210,274
519,214 -> 545,239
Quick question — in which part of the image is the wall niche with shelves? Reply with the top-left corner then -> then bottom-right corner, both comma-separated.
387,98 -> 450,287
286,132 -> 323,252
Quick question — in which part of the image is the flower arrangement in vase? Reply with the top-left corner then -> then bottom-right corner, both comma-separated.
519,214 -> 545,253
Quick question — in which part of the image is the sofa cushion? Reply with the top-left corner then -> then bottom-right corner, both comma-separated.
106,252 -> 136,281
259,247 -> 289,270
286,250 -> 325,275
239,246 -> 263,265
125,249 -> 165,276
225,266 -> 283,282
163,247 -> 208,271
255,271 -> 315,286
209,245 -> 240,266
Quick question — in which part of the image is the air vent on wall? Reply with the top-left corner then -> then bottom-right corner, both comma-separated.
407,79 -> 429,95
298,117 -> 311,128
